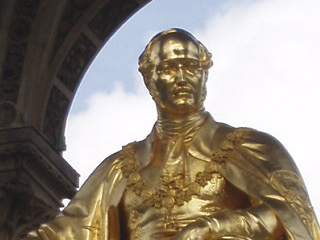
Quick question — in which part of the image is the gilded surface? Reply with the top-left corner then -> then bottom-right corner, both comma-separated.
25,29 -> 319,240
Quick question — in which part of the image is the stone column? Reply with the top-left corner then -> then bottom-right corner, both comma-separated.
0,127 -> 78,240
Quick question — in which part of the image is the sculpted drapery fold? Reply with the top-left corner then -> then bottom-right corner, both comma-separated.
26,115 -> 319,240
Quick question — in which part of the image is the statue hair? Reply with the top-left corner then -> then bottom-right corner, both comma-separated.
138,29 -> 213,88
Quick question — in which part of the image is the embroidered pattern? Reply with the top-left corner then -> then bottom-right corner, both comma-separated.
271,170 -> 313,226
120,128 -> 250,210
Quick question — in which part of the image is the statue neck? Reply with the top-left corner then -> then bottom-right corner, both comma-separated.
155,108 -> 207,141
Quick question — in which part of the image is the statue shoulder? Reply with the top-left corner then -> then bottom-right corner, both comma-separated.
213,122 -> 299,173
241,128 -> 299,173
213,122 -> 285,151
63,142 -> 137,216
82,142 -> 138,187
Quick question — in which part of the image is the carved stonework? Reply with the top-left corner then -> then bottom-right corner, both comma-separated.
43,86 -> 69,151
0,173 -> 58,240
89,0 -> 140,41
0,0 -> 152,238
14,0 -> 40,20
0,0 -> 40,127
70,0 -> 96,10
0,0 -> 10,28
8,17 -> 32,43
0,102 -> 17,127
5,43 -> 26,66
0,127 -> 78,240
57,33 -> 97,92
52,0 -> 97,56
0,42 -> 26,104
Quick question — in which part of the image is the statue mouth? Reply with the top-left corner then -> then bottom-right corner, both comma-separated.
173,87 -> 194,96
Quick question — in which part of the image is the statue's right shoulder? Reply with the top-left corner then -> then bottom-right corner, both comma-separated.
86,141 -> 137,183
61,142 -> 138,220
24,143 -> 138,240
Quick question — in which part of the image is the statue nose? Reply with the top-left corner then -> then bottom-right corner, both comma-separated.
175,66 -> 187,84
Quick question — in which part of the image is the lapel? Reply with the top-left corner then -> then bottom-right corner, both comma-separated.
188,114 -> 229,162
134,129 -> 155,168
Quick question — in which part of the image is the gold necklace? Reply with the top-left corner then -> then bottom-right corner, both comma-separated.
120,128 -> 250,210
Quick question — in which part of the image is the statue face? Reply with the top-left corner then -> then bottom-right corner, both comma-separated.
149,38 -> 207,114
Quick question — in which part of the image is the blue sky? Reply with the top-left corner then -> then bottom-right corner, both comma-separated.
71,0 -> 245,112
64,0 -> 320,216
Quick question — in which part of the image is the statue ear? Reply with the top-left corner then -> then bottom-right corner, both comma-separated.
147,81 -> 163,107
198,42 -> 213,69
139,65 -> 156,94
139,65 -> 153,82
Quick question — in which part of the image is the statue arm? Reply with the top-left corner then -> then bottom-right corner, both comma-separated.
25,179 -> 107,240
171,203 -> 285,240
213,126 -> 320,239
206,203 -> 285,239
236,129 -> 320,239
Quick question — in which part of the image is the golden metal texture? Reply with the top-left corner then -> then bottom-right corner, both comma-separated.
25,29 -> 320,240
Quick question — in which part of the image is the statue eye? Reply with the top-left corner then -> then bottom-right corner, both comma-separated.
185,64 -> 201,74
157,65 -> 177,75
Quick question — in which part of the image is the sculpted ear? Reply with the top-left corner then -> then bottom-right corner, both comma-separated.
139,66 -> 154,89
198,42 -> 213,70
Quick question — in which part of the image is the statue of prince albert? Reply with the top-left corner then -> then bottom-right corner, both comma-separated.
26,29 -> 320,240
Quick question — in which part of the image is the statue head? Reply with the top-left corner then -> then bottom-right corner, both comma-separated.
139,29 -> 213,115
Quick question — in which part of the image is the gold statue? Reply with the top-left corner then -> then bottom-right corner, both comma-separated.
26,29 -> 319,240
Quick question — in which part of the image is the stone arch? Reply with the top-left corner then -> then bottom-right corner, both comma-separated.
0,0 -> 151,239
1,0 -> 151,151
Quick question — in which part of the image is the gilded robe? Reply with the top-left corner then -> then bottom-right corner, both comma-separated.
27,115 -> 319,240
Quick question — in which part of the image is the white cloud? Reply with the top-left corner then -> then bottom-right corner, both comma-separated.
65,0 -> 320,217
64,83 -> 156,185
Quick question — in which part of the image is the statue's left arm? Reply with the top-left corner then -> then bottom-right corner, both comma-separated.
171,202 -> 284,240
224,128 -> 320,240
174,127 -> 320,240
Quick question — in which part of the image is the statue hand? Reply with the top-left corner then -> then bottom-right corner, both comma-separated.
170,217 -> 212,240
